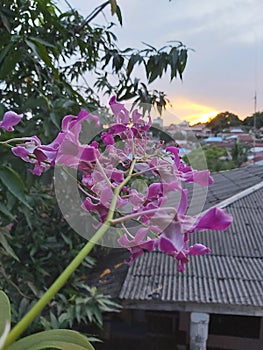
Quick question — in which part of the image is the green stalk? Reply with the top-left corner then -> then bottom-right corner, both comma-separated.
3,159 -> 136,349
3,222 -> 109,349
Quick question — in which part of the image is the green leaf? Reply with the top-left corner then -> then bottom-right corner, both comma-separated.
126,54 -> 142,76
0,203 -> 15,220
0,12 -> 11,32
50,112 -> 60,129
169,47 -> 179,80
115,5 -> 122,26
25,39 -> 58,78
109,0 -> 117,15
0,49 -> 21,80
178,48 -> 188,78
28,36 -> 57,49
0,229 -> 20,261
8,329 -> 95,350
0,43 -> 13,65
0,291 -> 11,336
0,166 -> 32,210
142,42 -> 157,51
148,66 -> 161,84
112,54 -> 124,72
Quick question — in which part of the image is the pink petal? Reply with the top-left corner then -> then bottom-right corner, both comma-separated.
189,243 -> 211,256
12,146 -> 30,160
101,132 -> 114,145
196,207 -> 233,231
0,111 -> 23,131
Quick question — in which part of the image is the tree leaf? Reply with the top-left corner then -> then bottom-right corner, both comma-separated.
0,203 -> 15,220
109,0 -> 117,15
112,54 -> 124,72
178,48 -> 188,78
8,329 -> 95,350
25,39 -> 55,73
115,5 -> 122,26
169,47 -> 179,80
0,166 -> 32,210
0,12 -> 11,32
126,54 -> 142,76
142,42 -> 157,51
0,49 -> 21,79
0,43 -> 13,65
0,291 -> 11,336
0,229 -> 20,261
148,66 -> 161,84
50,112 -> 60,129
28,36 -> 57,49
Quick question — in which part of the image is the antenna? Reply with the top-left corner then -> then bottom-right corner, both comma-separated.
253,31 -> 258,163
254,91 -> 257,115
253,91 -> 257,162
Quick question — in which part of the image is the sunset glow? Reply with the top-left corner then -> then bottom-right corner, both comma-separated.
164,98 -> 219,126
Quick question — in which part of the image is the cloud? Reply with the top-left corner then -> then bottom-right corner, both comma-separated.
58,0 -> 263,121
162,97 -> 218,125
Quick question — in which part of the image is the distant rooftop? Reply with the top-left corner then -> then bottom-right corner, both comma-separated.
203,136 -> 223,142
229,128 -> 244,133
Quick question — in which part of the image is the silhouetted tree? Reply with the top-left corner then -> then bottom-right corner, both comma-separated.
206,112 -> 242,134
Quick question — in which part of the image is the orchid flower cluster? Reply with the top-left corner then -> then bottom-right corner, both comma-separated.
0,97 -> 232,272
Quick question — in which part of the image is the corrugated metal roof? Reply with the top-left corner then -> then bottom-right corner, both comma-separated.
119,173 -> 263,313
185,165 -> 263,214
119,254 -> 263,307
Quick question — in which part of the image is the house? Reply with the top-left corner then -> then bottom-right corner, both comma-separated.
90,165 -> 263,350
190,125 -> 212,138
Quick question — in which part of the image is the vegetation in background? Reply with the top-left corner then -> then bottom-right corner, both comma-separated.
243,112 -> 263,132
183,143 -> 247,172
206,112 -> 242,135
231,139 -> 249,167
202,111 -> 263,134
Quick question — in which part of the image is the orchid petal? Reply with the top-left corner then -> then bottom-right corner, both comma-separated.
0,111 -> 23,131
195,207 -> 233,231
189,243 -> 211,256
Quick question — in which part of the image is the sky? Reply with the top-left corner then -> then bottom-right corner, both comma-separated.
59,0 -> 263,125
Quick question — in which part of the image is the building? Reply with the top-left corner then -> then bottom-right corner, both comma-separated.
90,165 -> 263,350
152,117 -> 163,128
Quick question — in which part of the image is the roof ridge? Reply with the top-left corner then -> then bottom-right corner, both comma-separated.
214,181 -> 263,209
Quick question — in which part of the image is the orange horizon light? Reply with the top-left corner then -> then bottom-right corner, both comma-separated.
165,98 -> 219,126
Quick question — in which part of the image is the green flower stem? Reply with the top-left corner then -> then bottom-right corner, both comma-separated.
3,159 -> 136,350
110,206 -> 177,225
0,137 -> 37,144
3,223 -> 109,350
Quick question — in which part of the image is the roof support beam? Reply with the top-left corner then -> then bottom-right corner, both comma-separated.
190,312 -> 210,350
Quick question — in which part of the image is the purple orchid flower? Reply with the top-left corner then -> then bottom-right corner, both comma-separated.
118,226 -> 160,264
11,136 -> 57,175
5,96 -> 233,273
101,132 -> 114,146
166,146 -> 214,186
158,219 -> 211,271
109,96 -> 130,124
0,111 -> 23,131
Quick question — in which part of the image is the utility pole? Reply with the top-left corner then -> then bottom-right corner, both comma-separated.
253,91 -> 257,163
254,91 -> 257,115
